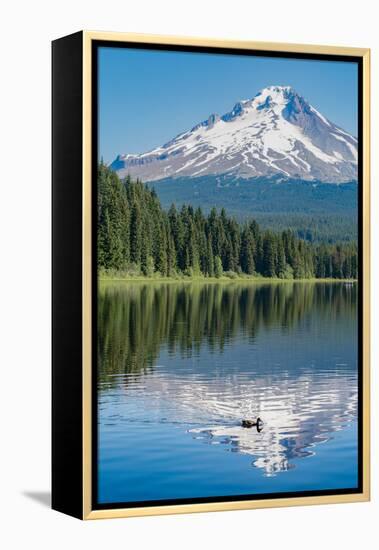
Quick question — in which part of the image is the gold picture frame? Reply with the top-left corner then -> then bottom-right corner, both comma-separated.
52,31 -> 370,520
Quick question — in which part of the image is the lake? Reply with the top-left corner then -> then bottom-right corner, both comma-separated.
97,281 -> 358,505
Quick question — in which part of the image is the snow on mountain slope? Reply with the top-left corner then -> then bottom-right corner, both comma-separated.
110,86 -> 358,183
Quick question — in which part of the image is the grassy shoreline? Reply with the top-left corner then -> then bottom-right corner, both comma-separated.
99,274 -> 357,285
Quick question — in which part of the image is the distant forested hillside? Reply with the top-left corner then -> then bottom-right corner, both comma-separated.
98,164 -> 357,279
151,175 -> 358,243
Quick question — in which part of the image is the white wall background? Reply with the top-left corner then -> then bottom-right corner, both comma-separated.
1,0 -> 377,548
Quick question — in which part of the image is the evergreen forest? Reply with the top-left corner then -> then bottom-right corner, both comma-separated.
98,163 -> 358,280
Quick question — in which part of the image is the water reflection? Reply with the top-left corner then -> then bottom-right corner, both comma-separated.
188,370 -> 357,476
98,282 -> 358,480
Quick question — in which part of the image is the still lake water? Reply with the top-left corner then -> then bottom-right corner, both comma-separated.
97,281 -> 358,504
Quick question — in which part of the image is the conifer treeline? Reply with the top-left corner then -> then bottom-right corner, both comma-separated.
98,163 -> 358,279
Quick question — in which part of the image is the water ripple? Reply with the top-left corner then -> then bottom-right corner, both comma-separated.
99,361 -> 357,477
98,281 -> 358,487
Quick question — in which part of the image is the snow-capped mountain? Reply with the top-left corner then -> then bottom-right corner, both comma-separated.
110,85 -> 358,183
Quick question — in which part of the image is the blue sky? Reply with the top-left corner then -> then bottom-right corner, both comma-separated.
99,47 -> 358,163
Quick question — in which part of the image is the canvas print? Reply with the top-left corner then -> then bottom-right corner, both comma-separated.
96,45 -> 360,507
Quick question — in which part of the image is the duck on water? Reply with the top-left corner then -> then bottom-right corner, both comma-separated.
241,417 -> 263,432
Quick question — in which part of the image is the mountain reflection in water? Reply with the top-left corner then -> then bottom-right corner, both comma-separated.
98,281 -> 358,500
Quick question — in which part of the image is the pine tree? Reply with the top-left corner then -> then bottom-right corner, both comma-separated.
276,239 -> 287,278
240,226 -> 255,274
156,219 -> 168,276
130,202 -> 142,266
214,255 -> 223,278
97,163 -> 129,271
262,233 -> 276,277
169,204 -> 185,272
167,233 -> 176,276
205,234 -> 214,276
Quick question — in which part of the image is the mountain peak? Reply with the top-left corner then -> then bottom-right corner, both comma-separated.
110,85 -> 358,184
257,84 -> 296,96
221,86 -> 305,121
253,85 -> 302,109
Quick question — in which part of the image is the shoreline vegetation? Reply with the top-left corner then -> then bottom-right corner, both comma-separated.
98,163 -> 358,281
99,273 -> 357,284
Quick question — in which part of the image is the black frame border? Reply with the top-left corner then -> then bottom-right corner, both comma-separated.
91,40 -> 364,511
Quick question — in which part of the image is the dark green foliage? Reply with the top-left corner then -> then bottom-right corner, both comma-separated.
214,256 -> 223,278
98,162 -> 130,270
262,232 -> 277,277
152,175 -> 358,243
240,225 -> 255,275
98,164 -> 358,279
